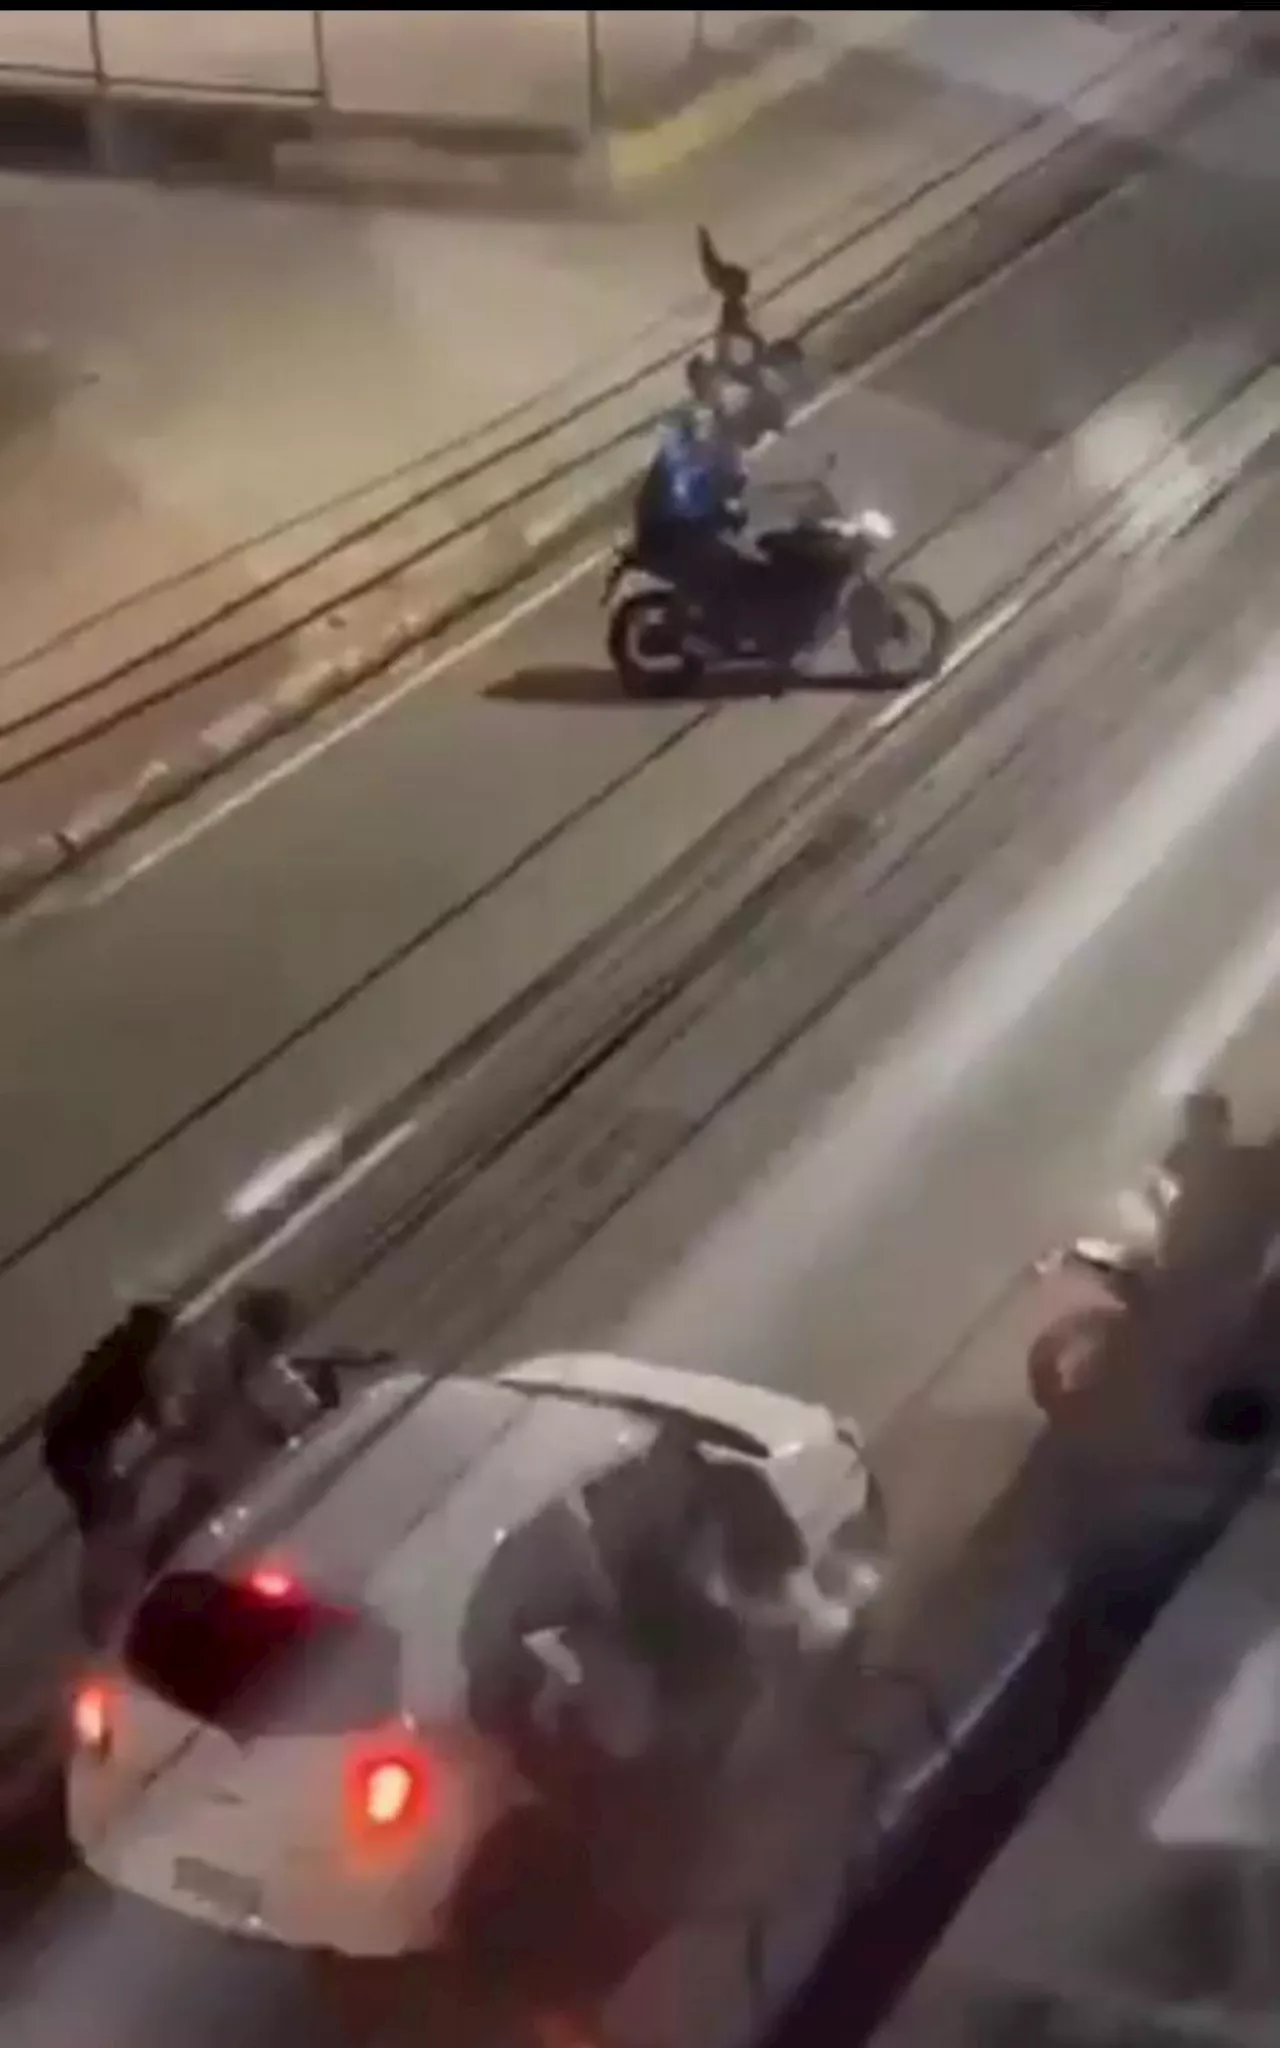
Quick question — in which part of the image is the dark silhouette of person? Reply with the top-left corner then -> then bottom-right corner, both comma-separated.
42,1301 -> 172,1532
632,352 -> 758,643
697,223 -> 763,368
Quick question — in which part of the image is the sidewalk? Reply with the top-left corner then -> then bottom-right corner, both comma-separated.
0,11 -> 1231,858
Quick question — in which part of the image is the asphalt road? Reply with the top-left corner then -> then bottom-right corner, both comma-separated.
0,44 -> 1279,2048
7,462 -> 1280,2048
1,51 -> 1278,1420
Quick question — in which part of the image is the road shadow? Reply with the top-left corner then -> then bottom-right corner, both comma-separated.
487,658 -> 933,710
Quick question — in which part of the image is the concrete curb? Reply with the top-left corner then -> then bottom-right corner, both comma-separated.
0,18 -> 1237,920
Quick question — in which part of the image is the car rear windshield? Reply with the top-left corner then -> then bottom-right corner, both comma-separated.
124,1570 -> 401,1736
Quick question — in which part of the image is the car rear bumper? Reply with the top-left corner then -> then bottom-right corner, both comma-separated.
75,1833 -> 453,1957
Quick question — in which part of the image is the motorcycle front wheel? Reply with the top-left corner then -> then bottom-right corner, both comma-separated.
848,577 -> 951,684
608,589 -> 701,697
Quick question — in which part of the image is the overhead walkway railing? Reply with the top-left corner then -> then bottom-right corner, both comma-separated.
0,11 -> 767,136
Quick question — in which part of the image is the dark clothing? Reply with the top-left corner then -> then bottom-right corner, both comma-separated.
44,1444 -> 112,1536
42,1304 -> 170,1532
633,412 -> 755,647
636,402 -> 745,533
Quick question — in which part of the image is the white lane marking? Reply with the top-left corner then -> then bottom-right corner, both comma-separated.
174,597 -> 1027,1310
225,1124 -> 345,1224
77,140 -> 1153,926
622,633 -> 1280,1365
78,179 -> 1115,912
85,503 -> 996,916
866,592 -> 1027,739
180,1119 -> 417,1324
82,367 -> 872,910
83,548 -> 610,905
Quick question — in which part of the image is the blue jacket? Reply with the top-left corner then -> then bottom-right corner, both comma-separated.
650,410 -> 745,526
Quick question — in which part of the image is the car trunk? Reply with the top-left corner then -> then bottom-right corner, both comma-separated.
76,1569 -> 410,1943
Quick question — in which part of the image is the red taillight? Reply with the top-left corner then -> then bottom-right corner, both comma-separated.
245,1566 -> 297,1602
348,1751 -> 430,1842
72,1682 -> 112,1756
364,1760 -> 417,1826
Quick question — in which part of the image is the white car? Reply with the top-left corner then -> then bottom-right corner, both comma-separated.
67,1351 -> 884,1959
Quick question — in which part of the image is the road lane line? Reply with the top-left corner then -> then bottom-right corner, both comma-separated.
80,360 -> 880,911
180,1118 -> 418,1324
76,164 -> 1147,912
161,594 -> 1046,1312
165,489 -> 1245,1321
83,548 -> 611,905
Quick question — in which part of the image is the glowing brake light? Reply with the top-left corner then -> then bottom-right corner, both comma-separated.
245,1567 -> 297,1602
72,1682 -> 112,1756
365,1760 -> 417,1826
348,1751 -> 431,1842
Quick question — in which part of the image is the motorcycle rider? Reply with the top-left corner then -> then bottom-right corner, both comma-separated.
42,1300 -> 173,1534
633,353 -> 758,641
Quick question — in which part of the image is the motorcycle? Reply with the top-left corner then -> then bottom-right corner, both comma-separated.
1025,1170 -> 1180,1418
604,473 -> 950,697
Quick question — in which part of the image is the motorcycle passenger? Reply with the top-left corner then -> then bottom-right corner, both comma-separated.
633,354 -> 756,640
697,224 -> 767,386
42,1300 -> 173,1534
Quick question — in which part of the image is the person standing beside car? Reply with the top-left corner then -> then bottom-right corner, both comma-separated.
42,1301 -> 173,1534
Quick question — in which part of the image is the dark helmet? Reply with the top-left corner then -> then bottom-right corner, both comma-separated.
122,1299 -> 176,1348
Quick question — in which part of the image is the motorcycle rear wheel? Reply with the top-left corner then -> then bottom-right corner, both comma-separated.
608,590 -> 702,697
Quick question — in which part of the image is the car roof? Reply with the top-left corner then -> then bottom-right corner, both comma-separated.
496,1351 -> 833,1459
168,1355 -> 837,1717
177,1366 -> 650,1604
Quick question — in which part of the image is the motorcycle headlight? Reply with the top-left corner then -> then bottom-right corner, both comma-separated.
858,508 -> 896,544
